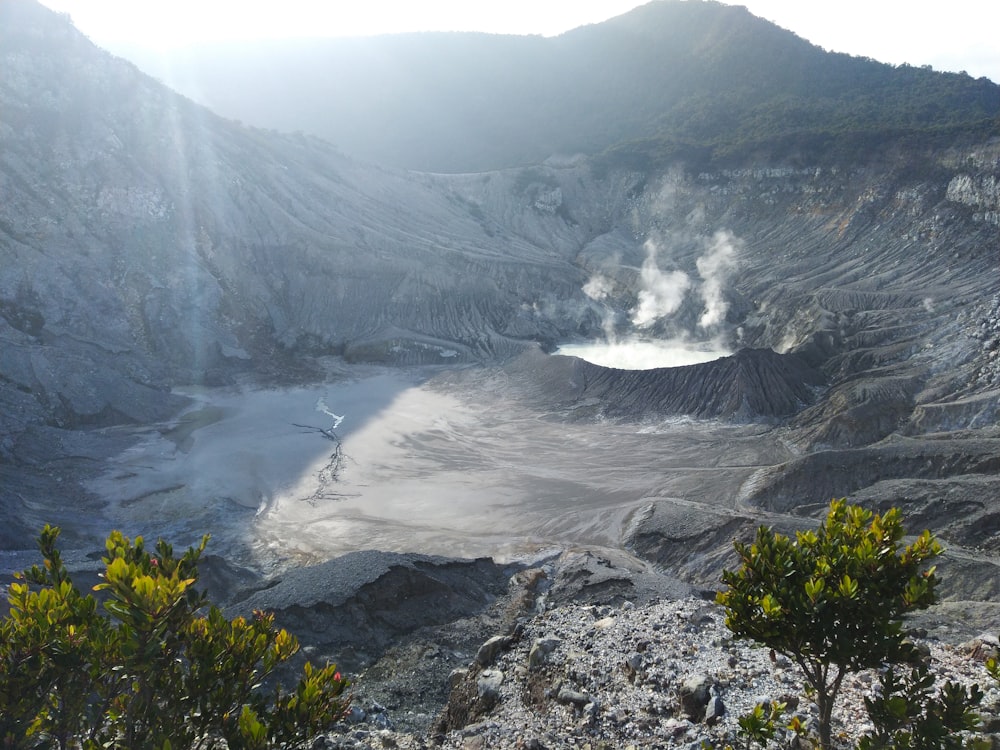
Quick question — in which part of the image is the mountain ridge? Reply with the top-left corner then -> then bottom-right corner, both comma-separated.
109,0 -> 1000,173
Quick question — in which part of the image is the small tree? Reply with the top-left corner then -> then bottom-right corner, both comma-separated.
717,499 -> 941,750
0,525 -> 350,749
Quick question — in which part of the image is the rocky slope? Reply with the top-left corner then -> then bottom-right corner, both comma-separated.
262,551 -> 1000,749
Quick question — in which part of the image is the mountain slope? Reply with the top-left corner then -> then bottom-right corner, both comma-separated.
0,2 -> 606,546
0,3 -> 600,388
117,0 -> 1000,172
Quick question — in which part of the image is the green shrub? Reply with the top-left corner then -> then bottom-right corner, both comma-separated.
734,700 -> 791,749
717,499 -> 941,750
0,525 -> 350,749
858,664 -> 983,750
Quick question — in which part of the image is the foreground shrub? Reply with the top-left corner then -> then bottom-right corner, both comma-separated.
717,499 -> 942,750
859,663 -> 983,750
0,525 -> 350,749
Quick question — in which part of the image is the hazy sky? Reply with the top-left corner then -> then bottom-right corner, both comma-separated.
37,0 -> 1000,83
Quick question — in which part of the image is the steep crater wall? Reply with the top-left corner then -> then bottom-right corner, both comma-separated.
515,347 -> 825,421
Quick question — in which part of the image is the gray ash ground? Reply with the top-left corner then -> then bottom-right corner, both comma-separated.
317,583 -> 1000,749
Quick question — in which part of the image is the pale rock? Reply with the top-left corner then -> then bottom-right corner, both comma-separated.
476,669 -> 504,702
475,635 -> 510,667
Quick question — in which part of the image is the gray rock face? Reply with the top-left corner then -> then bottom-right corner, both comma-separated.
227,551 -> 511,670
475,635 -> 511,667
704,692 -> 726,725
946,174 -> 1000,225
679,673 -> 714,721
556,687 -> 592,708
527,637 -> 562,669
476,669 -> 504,702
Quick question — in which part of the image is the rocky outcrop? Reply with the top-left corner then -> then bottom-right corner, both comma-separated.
416,597 -> 998,750
947,171 -> 1000,226
575,348 -> 825,421
299,543 -> 1000,748
228,551 -> 514,672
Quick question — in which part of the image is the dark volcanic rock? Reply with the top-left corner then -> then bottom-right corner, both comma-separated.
518,347 -> 825,421
739,436 -> 1000,514
574,347 -> 825,420
228,551 -> 513,670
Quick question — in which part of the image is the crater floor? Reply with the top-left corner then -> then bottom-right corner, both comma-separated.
83,361 -> 791,574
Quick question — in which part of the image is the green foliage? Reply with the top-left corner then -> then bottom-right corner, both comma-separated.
858,664 -> 983,750
1,526 -> 112,748
736,700 -> 789,749
0,525 -> 350,749
705,700 -> 817,750
986,653 -> 1000,685
717,499 -> 942,750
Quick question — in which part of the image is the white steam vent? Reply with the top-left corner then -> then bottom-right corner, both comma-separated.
556,338 -> 730,370
559,230 -> 740,370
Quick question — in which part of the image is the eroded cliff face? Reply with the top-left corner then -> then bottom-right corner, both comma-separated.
0,11 -> 584,439
2,5 -> 999,592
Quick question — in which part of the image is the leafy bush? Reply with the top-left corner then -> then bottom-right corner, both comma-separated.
858,664 -> 983,750
733,700 -> 792,749
717,499 -> 941,750
0,525 -> 350,749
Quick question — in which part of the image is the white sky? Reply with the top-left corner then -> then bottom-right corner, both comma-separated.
36,0 -> 1000,83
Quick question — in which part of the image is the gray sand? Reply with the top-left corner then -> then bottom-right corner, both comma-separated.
88,366 -> 791,570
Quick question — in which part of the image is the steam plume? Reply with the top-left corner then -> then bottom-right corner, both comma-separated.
630,240 -> 691,328
583,274 -> 613,301
584,273 -> 619,340
696,230 -> 740,328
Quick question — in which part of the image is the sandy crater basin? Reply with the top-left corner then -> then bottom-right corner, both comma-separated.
88,364 -> 791,570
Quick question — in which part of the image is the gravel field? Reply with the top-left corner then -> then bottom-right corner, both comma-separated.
319,597 -> 1000,749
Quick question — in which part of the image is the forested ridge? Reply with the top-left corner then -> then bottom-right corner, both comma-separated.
123,0 -> 1000,172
